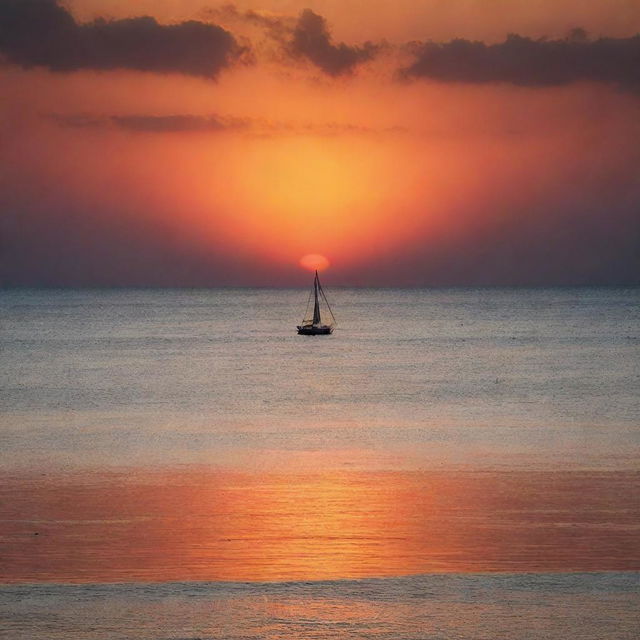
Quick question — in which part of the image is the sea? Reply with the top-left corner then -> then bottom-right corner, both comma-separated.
1,287 -> 639,639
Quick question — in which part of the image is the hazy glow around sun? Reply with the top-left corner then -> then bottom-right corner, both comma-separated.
300,254 -> 330,271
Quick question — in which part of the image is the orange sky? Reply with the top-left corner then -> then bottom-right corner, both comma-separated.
1,0 -> 639,285
68,0 -> 640,41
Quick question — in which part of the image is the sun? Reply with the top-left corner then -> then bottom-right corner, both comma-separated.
300,254 -> 330,272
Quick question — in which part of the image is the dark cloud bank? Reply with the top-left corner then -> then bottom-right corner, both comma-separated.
0,1 -> 376,78
403,30 -> 640,90
1,0 -> 639,87
0,0 -> 240,77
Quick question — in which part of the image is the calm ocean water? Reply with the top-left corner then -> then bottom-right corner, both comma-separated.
2,573 -> 639,640
2,288 -> 639,471
1,288 -> 639,638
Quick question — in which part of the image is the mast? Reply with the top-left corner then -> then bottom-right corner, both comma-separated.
312,270 -> 321,325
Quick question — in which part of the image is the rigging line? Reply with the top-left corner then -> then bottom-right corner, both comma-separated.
318,285 -> 337,326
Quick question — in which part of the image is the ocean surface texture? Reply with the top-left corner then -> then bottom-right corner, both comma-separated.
1,288 -> 639,639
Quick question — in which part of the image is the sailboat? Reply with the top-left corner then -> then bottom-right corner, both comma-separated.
297,270 -> 336,335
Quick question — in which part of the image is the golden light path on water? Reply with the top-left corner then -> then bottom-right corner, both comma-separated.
2,468 -> 638,583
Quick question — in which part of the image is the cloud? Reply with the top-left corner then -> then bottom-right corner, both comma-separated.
289,9 -> 379,76
51,113 -> 249,133
50,112 -> 404,137
47,113 -> 407,138
111,114 -> 238,133
402,31 -> 640,90
205,3 -> 295,44
1,1 -> 638,89
0,0 -> 242,78
207,5 -> 381,76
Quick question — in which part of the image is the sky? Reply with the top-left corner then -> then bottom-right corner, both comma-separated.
1,0 -> 639,286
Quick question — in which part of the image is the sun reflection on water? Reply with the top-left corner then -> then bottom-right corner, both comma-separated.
1,469 -> 638,583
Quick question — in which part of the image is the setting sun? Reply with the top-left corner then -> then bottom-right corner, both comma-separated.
300,253 -> 330,271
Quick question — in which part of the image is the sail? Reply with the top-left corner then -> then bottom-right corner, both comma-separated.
312,272 -> 321,325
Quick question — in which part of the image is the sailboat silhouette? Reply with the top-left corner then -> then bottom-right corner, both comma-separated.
297,270 -> 336,335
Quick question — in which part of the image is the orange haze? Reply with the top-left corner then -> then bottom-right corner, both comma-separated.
1,0 -> 639,285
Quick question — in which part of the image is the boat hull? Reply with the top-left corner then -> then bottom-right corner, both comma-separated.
297,325 -> 333,335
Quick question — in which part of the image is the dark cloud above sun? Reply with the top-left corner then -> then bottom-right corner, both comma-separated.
0,0 -> 241,77
1,0 -> 639,87
288,9 -> 380,76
